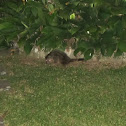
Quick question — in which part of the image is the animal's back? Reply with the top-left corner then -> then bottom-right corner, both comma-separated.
45,50 -> 71,65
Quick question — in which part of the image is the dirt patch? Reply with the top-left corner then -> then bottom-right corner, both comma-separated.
16,56 -> 126,70
66,58 -> 126,70
0,80 -> 11,91
84,60 -> 124,70
19,56 -> 44,67
1,51 -> 126,70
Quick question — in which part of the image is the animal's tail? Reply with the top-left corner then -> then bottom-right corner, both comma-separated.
77,58 -> 84,61
70,58 -> 84,62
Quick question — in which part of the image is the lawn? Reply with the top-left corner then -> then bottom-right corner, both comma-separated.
0,55 -> 126,126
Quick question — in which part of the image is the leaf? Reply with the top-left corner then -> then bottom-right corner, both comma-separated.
70,13 -> 75,20
6,32 -> 18,42
89,26 -> 97,33
101,44 -> 116,56
21,21 -> 29,29
114,48 -> 123,57
46,14 -> 59,26
101,30 -> 114,41
111,6 -> 126,15
118,40 -> 126,52
114,20 -> 123,36
18,37 -> 27,47
122,16 -> 126,29
59,9 -> 70,20
31,7 -> 38,17
42,0 -> 46,5
48,4 -> 54,12
0,22 -> 14,30
74,47 -> 85,56
101,46 -> 106,56
84,48 -> 94,60
78,40 -> 92,49
69,27 -> 79,35
106,45 -> 116,56
43,26 -> 68,39
72,1 -> 80,6
38,8 -> 46,24
0,35 -> 5,45
6,2 -> 18,11
24,41 -> 33,54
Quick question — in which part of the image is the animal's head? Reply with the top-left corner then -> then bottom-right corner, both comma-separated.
45,56 -> 54,64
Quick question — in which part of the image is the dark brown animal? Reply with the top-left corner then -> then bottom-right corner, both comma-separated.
45,50 -> 84,65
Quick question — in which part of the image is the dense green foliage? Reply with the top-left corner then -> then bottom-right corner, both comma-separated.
1,0 -> 126,59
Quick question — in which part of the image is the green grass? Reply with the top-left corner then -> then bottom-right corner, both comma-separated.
0,55 -> 126,126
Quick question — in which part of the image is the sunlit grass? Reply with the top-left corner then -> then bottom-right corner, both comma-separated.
0,55 -> 126,126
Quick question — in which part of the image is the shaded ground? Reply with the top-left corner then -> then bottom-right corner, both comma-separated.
1,48 -> 126,70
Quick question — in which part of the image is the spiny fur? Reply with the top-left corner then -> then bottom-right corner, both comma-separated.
45,49 -> 84,65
